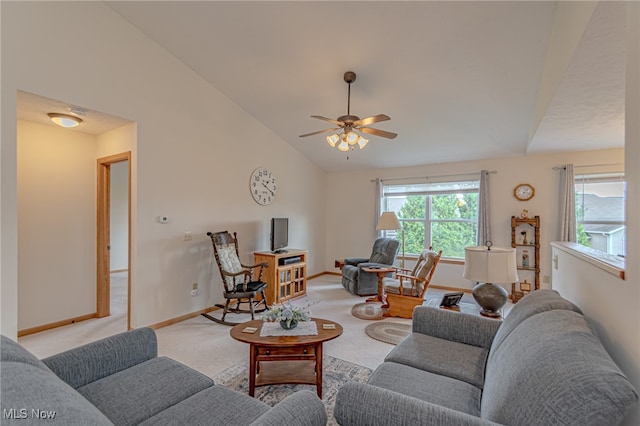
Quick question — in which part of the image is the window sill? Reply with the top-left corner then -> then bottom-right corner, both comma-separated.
551,242 -> 625,280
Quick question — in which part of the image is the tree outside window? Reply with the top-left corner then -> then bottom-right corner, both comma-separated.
382,181 -> 479,259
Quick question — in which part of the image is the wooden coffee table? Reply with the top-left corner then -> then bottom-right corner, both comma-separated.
230,318 -> 343,397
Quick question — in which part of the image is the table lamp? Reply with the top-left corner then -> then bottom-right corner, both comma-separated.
463,242 -> 518,318
376,211 -> 404,268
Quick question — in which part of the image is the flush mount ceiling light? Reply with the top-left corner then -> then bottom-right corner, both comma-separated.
48,113 -> 83,128
300,71 -> 397,153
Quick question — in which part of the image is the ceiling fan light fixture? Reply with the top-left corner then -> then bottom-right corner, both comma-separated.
326,133 -> 340,147
48,112 -> 82,128
357,136 -> 369,149
337,140 -> 350,152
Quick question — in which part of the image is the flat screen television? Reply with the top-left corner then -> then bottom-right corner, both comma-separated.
270,218 -> 289,253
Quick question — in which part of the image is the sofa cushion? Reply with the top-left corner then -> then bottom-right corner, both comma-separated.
487,289 -> 581,363
368,362 -> 482,416
482,310 -> 638,425
1,362 -> 113,425
1,335 -> 50,371
43,327 -> 158,389
77,356 -> 214,426
385,332 -> 489,389
138,385 -> 269,426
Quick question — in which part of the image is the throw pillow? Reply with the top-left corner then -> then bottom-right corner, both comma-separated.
218,245 -> 243,290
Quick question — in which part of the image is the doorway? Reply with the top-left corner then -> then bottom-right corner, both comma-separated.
97,152 -> 131,330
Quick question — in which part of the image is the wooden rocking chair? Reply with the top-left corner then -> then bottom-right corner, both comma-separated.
202,231 -> 269,325
383,248 -> 442,319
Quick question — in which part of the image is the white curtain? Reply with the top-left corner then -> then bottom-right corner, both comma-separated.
477,170 -> 491,246
375,178 -> 382,238
559,164 -> 576,242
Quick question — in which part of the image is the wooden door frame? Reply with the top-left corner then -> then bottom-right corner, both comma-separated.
97,152 -> 132,330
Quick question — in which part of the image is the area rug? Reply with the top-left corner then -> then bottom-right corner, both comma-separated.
364,321 -> 412,345
351,302 -> 387,320
213,355 -> 372,425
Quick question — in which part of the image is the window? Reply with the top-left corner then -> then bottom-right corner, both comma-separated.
381,180 -> 479,259
575,173 -> 626,257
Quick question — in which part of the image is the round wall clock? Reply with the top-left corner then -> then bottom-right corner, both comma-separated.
514,184 -> 535,201
250,167 -> 277,206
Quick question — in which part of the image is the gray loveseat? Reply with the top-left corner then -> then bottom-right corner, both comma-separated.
1,327 -> 327,425
334,289 -> 637,425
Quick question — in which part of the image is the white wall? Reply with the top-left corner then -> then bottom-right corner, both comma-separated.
17,121 -> 98,330
552,4 -> 640,425
1,2 -> 326,336
326,148 -> 624,294
110,161 -> 128,271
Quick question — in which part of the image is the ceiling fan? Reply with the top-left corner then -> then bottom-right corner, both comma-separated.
300,71 -> 397,151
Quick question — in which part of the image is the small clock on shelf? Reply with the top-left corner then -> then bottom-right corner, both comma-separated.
250,167 -> 277,206
514,184 -> 535,201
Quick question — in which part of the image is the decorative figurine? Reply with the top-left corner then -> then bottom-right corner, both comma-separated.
520,209 -> 529,219
522,250 -> 530,268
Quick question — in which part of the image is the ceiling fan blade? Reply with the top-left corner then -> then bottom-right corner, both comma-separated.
299,127 -> 340,138
358,127 -> 398,139
310,115 -> 344,126
353,114 -> 390,127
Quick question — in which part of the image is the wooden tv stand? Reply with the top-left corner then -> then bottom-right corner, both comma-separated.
254,249 -> 307,305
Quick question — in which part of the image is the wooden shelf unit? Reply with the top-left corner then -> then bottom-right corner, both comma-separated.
511,216 -> 540,302
254,249 -> 307,305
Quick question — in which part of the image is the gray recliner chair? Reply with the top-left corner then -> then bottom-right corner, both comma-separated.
341,237 -> 400,296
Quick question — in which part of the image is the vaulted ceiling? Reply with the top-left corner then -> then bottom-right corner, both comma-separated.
19,1 -> 627,172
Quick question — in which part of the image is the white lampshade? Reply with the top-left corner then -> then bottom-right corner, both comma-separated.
326,134 -> 339,147
463,246 -> 518,284
376,211 -> 401,231
357,136 -> 369,149
337,140 -> 349,152
345,131 -> 358,145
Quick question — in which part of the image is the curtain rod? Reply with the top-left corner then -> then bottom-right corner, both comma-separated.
553,163 -> 624,170
371,170 -> 497,183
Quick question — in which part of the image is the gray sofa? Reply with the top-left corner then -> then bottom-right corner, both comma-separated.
341,237 -> 400,296
1,327 -> 327,425
334,289 -> 638,425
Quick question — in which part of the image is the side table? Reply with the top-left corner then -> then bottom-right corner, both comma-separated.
362,266 -> 396,308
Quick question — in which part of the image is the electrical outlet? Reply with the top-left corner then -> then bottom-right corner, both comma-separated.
183,231 -> 192,241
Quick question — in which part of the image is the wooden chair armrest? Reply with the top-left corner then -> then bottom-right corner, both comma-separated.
397,273 -> 425,296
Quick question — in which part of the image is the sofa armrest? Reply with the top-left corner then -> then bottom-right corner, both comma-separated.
335,382 -> 501,426
412,306 -> 501,349
42,327 -> 157,389
249,390 -> 327,426
345,257 -> 369,266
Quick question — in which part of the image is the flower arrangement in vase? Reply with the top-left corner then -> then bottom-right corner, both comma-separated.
261,301 -> 314,329
521,231 -> 528,245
